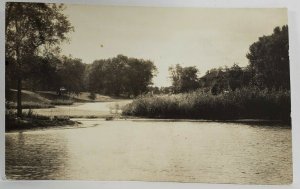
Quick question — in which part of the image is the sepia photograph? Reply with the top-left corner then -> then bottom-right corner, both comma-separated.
4,2 -> 292,185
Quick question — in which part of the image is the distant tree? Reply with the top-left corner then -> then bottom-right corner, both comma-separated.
126,57 -> 157,96
87,56 -> 127,96
87,55 -> 157,97
226,64 -> 244,91
169,64 -> 199,93
108,55 -> 129,96
87,59 -> 106,94
211,83 -> 222,95
199,64 -> 252,94
159,86 -> 173,94
5,2 -> 73,117
246,25 -> 289,89
147,86 -> 160,95
57,56 -> 86,95
21,55 -> 62,91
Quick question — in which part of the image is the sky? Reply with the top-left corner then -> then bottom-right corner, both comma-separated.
60,5 -> 288,87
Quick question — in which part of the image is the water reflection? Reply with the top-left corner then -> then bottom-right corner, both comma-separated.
6,131 -> 69,180
5,120 -> 292,184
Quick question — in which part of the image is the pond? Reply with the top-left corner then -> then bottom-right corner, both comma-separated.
5,119 -> 292,184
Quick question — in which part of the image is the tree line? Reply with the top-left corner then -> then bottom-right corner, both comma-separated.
167,25 -> 289,94
6,54 -> 157,97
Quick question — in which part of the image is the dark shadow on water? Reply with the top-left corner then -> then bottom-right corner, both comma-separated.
5,132 -> 69,180
129,118 -> 291,128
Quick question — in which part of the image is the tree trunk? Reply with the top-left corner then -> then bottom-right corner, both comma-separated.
16,45 -> 22,117
17,76 -> 22,117
15,8 -> 22,118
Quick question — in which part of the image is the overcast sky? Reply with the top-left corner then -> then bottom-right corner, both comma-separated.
60,5 -> 287,87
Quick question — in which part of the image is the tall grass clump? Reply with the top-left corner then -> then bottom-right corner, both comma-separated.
5,109 -> 77,131
50,99 -> 74,105
122,87 -> 290,121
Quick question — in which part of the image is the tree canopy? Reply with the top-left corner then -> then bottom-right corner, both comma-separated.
246,25 -> 289,89
169,64 -> 199,93
87,55 -> 157,97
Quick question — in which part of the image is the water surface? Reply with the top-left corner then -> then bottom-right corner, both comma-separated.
5,119 -> 292,184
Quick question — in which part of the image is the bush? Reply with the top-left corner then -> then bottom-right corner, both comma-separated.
50,99 -> 74,105
88,92 -> 96,100
122,87 -> 290,121
5,110 -> 77,131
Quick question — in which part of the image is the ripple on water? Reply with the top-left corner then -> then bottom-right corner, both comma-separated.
5,120 -> 292,184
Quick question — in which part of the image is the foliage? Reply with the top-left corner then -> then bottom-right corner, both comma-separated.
87,55 -> 157,97
199,64 -> 253,95
7,55 -> 87,94
6,101 -> 54,109
194,25 -> 289,94
88,92 -> 96,100
22,55 -> 62,91
169,64 -> 199,93
50,99 -> 74,105
5,110 -> 77,131
57,56 -> 86,94
246,25 -> 289,89
122,87 -> 290,121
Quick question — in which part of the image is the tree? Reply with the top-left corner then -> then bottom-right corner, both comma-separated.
87,55 -> 157,97
169,64 -> 199,93
246,25 -> 289,89
5,2 -> 73,117
87,56 -> 127,96
57,56 -> 86,94
226,64 -> 244,91
126,57 -> 157,96
20,55 -> 62,91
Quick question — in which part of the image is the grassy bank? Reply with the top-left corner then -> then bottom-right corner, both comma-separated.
37,91 -> 114,102
122,88 -> 290,121
5,110 -> 79,132
6,89 -> 75,109
6,101 -> 55,109
6,90 -> 120,110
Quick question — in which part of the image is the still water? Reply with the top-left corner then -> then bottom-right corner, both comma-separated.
5,119 -> 292,184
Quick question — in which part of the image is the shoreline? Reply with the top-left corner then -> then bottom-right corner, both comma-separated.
6,116 -> 291,133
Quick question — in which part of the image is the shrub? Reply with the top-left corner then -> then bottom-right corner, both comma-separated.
5,110 -> 76,131
88,92 -> 96,100
50,99 -> 74,105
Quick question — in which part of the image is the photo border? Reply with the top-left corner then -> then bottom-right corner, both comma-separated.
1,0 -> 299,189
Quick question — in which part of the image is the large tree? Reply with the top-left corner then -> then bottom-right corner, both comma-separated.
246,25 -> 289,89
5,2 -> 73,117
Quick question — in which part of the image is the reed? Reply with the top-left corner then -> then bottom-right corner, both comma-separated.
122,87 -> 290,121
